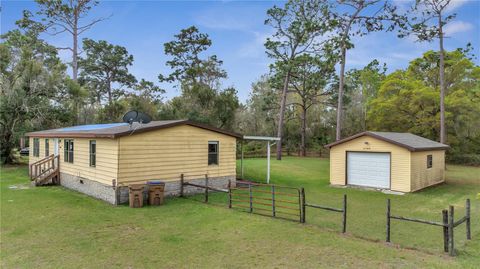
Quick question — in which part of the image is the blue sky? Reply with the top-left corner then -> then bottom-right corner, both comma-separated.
2,0 -> 479,103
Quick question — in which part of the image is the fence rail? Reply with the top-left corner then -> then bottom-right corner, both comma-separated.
301,188 -> 347,233
386,199 -> 471,256
176,176 -> 472,256
180,174 -> 229,203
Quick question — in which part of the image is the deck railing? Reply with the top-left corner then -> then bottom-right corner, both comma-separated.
29,154 -> 60,182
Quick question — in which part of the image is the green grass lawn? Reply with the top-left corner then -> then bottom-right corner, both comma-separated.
1,157 -> 479,268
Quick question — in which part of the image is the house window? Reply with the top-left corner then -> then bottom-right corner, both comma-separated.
89,140 -> 96,167
45,139 -> 49,156
427,155 -> 433,168
208,141 -> 219,165
33,138 -> 40,157
64,139 -> 74,163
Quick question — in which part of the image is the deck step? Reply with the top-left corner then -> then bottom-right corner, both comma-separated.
34,169 -> 59,186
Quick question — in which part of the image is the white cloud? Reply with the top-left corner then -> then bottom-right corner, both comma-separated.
444,21 -> 474,35
392,0 -> 469,14
237,31 -> 271,59
445,0 -> 469,12
194,7 -> 255,31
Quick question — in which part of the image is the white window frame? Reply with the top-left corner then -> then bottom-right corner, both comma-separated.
208,141 -> 219,165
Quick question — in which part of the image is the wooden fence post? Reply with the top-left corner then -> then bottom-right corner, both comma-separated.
180,174 -> 184,197
342,194 -> 347,233
204,174 -> 209,203
466,199 -> 471,240
448,205 -> 455,256
297,188 -> 302,223
300,188 -> 306,223
249,183 -> 253,213
272,185 -> 276,217
386,199 -> 391,242
442,209 -> 449,253
228,180 -> 232,208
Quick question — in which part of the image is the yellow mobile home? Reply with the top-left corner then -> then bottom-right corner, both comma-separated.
325,131 -> 449,193
27,120 -> 241,204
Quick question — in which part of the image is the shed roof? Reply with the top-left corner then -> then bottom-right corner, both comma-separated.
26,120 -> 243,139
325,131 -> 449,152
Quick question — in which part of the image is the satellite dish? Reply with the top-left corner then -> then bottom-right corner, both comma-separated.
123,110 -> 138,124
137,112 -> 152,124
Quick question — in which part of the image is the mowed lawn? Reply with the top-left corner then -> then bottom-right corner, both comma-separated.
0,158 -> 478,268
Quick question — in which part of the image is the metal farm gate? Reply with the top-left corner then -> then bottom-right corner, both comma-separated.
229,181 -> 302,222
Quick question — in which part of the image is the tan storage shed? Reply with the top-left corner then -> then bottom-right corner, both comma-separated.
325,132 -> 449,192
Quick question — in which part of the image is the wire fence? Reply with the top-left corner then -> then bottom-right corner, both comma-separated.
128,173 -> 473,257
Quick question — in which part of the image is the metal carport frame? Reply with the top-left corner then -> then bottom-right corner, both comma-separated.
240,136 -> 281,184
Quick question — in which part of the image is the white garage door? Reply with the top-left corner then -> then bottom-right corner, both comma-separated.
347,152 -> 390,189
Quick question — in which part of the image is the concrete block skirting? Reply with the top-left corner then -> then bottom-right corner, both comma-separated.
60,172 -> 117,204
117,175 -> 237,204
60,172 -> 236,205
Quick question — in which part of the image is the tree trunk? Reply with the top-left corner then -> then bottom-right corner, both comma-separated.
1,118 -> 17,164
336,46 -> 347,141
301,105 -> 307,157
1,131 -> 14,164
438,15 -> 446,144
276,70 -> 291,160
107,77 -> 113,105
72,15 -> 79,81
364,102 -> 368,131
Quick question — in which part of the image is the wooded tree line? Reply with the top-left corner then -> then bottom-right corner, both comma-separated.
1,0 -> 479,165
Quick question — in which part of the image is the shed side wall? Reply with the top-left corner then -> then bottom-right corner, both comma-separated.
329,136 -> 411,192
117,125 -> 236,184
410,150 -> 445,191
29,137 -> 119,185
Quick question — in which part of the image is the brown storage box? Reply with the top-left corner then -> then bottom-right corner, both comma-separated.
148,184 -> 165,206
129,184 -> 145,208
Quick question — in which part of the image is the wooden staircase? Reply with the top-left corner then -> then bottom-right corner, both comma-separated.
29,155 -> 60,186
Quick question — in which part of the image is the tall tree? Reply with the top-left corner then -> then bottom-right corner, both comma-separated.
126,79 -> 166,119
265,0 -> 332,160
236,76 -> 279,136
17,0 -> 108,80
368,49 -> 480,162
159,26 -> 238,129
398,0 -> 456,144
0,29 -> 66,164
62,78 -> 88,125
330,0 -> 400,141
78,39 -> 137,106
159,26 -> 226,90
343,59 -> 386,132
287,55 -> 335,156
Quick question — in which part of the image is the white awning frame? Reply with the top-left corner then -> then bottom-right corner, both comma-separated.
240,135 -> 281,184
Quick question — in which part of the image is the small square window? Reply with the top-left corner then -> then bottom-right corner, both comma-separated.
427,155 -> 433,169
208,141 -> 219,165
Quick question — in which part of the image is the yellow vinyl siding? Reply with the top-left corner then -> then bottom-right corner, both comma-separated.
410,150 -> 445,191
60,138 -> 118,185
29,137 -> 119,185
329,136 -> 411,192
29,137 -> 52,163
117,125 -> 236,184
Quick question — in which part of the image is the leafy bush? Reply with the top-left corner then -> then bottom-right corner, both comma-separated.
447,154 -> 480,166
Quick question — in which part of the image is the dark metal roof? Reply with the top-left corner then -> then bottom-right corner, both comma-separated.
325,131 -> 449,152
26,120 -> 243,139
